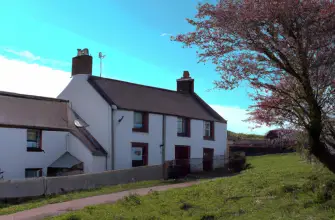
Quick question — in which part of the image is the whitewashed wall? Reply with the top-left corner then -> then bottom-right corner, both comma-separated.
58,74 -> 112,170
0,128 -> 67,180
113,110 -> 163,170
67,133 -> 94,173
58,74 -> 227,172
113,110 -> 227,170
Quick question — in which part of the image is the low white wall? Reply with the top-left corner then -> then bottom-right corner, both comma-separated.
0,165 -> 163,199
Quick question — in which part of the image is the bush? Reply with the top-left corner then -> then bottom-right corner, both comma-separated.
227,152 -> 247,173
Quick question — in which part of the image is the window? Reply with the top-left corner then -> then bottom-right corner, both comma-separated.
203,121 -> 214,140
27,129 -> 42,152
132,112 -> 148,132
131,142 -> 148,167
177,117 -> 191,137
134,112 -> 143,128
25,168 -> 42,178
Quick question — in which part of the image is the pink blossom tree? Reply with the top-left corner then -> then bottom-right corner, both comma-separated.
172,0 -> 335,172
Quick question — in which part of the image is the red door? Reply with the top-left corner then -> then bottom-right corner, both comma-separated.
175,146 -> 191,176
203,148 -> 214,171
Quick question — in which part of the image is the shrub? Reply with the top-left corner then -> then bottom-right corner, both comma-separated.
227,152 -> 247,173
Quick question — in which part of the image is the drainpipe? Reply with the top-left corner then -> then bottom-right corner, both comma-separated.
111,105 -> 117,170
161,115 -> 166,179
106,105 -> 111,171
66,133 -> 70,152
105,155 -> 108,171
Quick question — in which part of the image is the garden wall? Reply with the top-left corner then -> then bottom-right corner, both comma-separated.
0,165 -> 163,199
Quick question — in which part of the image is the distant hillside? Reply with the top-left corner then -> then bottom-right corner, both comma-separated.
227,130 -> 265,140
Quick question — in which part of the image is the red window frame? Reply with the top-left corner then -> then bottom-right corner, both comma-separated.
177,117 -> 191,137
132,112 -> 149,133
131,142 -> 149,167
27,129 -> 43,152
203,121 -> 215,141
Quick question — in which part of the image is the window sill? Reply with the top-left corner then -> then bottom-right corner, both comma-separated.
177,133 -> 191,138
132,128 -> 148,133
27,147 -> 43,152
203,136 -> 215,141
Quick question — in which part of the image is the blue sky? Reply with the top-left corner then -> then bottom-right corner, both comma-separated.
0,0 -> 272,134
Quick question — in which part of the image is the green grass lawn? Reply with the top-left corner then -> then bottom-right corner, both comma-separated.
0,179 -> 179,215
50,153 -> 335,220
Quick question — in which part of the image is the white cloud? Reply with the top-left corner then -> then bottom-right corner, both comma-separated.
3,48 -> 70,67
4,49 -> 41,61
210,104 -> 275,135
0,55 -> 71,98
160,33 -> 172,37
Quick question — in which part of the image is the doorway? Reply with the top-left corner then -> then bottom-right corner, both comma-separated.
203,148 -> 214,171
175,145 -> 191,176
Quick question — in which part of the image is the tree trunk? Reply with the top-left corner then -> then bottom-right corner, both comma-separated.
309,116 -> 335,173
310,140 -> 335,173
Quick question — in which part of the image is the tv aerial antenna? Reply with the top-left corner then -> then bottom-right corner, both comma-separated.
98,52 -> 106,77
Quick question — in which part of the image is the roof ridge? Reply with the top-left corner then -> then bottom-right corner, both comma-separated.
88,75 -> 227,123
90,75 -> 181,94
191,93 -> 227,122
0,91 -> 68,103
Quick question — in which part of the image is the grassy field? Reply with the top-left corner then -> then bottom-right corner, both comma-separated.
0,179 -> 178,215
50,153 -> 335,220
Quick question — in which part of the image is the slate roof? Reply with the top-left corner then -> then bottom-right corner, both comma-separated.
49,152 -> 82,168
88,76 -> 226,123
0,91 -> 106,156
0,91 -> 69,130
67,108 -> 107,156
70,126 -> 107,156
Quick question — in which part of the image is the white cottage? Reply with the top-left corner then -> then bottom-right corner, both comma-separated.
0,48 -> 228,180
0,92 -> 107,180
58,49 -> 228,173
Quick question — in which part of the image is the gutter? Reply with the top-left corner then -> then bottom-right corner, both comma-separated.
106,105 -> 111,171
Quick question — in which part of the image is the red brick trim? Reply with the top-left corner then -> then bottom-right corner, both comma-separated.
203,121 -> 215,141
27,129 -> 43,152
132,112 -> 149,133
177,117 -> 191,137
131,142 -> 149,165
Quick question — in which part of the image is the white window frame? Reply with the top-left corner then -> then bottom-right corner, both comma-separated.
204,121 -> 211,137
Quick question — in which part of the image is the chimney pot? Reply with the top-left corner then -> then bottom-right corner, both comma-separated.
72,48 -> 93,77
183,71 -> 190,78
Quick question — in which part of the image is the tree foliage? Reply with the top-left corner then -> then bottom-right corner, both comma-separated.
172,0 -> 335,172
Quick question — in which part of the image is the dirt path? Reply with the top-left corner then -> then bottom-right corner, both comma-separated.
0,181 -> 199,220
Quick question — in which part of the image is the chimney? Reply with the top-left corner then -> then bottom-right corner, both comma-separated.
177,71 -> 194,93
71,48 -> 93,76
